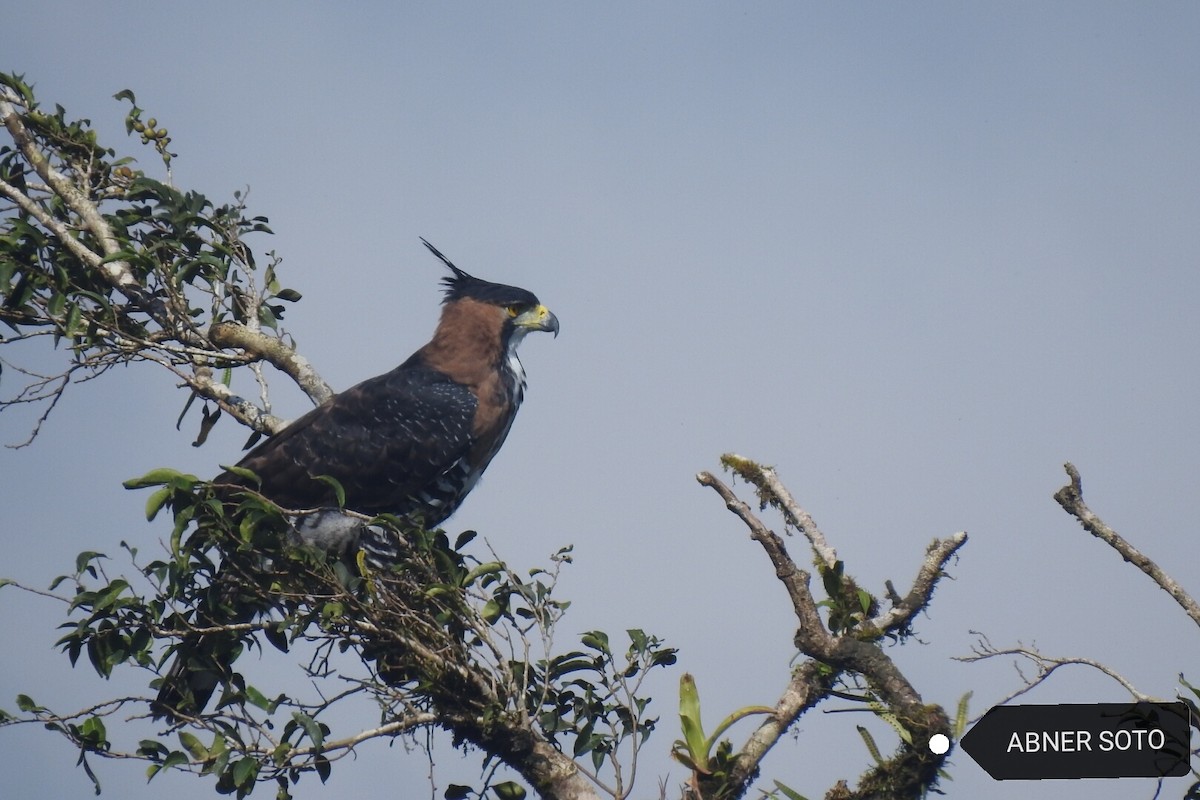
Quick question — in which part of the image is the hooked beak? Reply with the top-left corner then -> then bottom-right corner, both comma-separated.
516,304 -> 560,338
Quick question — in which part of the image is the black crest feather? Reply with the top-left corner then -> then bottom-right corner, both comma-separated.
421,238 -> 540,307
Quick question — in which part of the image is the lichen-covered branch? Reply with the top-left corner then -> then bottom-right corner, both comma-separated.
868,533 -> 967,633
717,454 -> 839,570
696,470 -> 828,634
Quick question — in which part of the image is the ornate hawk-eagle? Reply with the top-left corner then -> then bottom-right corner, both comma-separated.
218,238 -> 558,564
155,239 -> 558,719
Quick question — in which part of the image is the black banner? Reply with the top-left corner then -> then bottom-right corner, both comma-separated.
960,702 -> 1191,780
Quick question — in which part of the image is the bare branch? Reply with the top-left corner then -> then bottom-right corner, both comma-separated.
208,322 -> 333,405
868,532 -> 967,632
697,470 -> 829,641
181,365 -> 288,435
1054,462 -> 1200,629
726,660 -> 837,790
717,454 -> 838,570
956,633 -> 1158,713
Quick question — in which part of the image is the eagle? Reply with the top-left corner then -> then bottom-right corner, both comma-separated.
154,240 -> 559,719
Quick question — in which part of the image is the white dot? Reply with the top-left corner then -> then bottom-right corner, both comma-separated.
928,733 -> 950,755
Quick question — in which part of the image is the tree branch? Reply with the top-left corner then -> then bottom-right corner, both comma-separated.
868,532 -> 967,633
717,454 -> 838,570
696,470 -> 828,637
1,78 -> 334,442
181,365 -> 288,435
208,322 -> 332,406
1054,462 -> 1200,629
1,86 -> 169,324
956,632 -> 1158,712
697,458 -> 955,800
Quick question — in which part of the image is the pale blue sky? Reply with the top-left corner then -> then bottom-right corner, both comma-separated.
3,4 -> 1199,799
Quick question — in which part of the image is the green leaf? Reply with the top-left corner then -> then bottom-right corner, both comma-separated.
671,745 -> 704,773
178,731 -> 209,762
876,707 -> 913,745
772,780 -> 812,800
218,464 -> 261,486
954,691 -> 973,738
857,725 -> 884,764
652,649 -> 679,667
138,739 -> 169,758
231,756 -> 258,787
492,781 -> 527,800
444,786 -> 473,800
481,598 -> 503,625
580,630 -> 610,654
244,685 -> 278,712
79,715 -> 108,748
193,404 -> 221,447
16,694 -> 45,712
144,486 -> 172,521
264,624 -> 289,653
292,711 -> 325,749
257,304 -> 278,330
857,588 -> 874,615
546,655 -> 596,679
678,673 -> 709,773
123,468 -> 195,489
98,249 -> 139,265
821,560 -> 844,598
464,561 -> 504,586
313,474 -> 346,507
64,302 -> 82,339
314,754 -> 331,783
74,550 -> 106,574
274,288 -> 302,302
706,704 -> 775,749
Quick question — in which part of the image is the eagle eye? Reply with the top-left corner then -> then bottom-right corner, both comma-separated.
506,304 -> 523,317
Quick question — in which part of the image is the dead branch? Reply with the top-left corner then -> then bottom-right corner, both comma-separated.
956,632 -> 1158,713
1054,462 -> 1200,629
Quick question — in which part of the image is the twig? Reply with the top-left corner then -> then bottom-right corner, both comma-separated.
956,633 -> 1158,716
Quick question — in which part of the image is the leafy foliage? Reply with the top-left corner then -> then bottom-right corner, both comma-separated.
0,72 -> 306,446
5,467 -> 675,798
